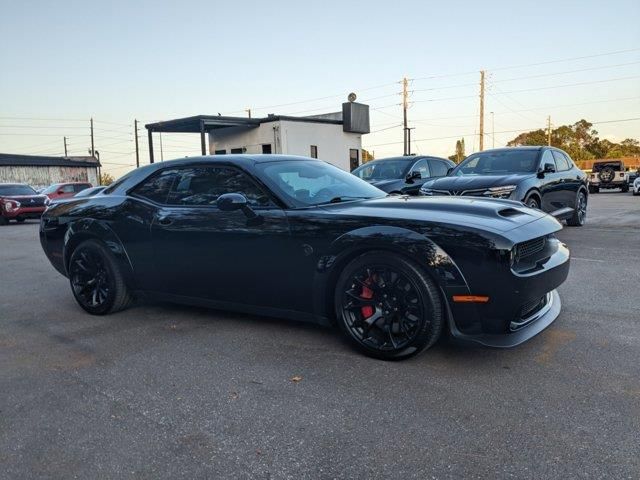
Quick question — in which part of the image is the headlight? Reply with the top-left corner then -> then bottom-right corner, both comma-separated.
4,200 -> 20,212
484,185 -> 517,199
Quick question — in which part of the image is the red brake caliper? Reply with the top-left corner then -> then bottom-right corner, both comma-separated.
360,277 -> 374,319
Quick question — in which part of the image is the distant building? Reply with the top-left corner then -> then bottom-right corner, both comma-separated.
145,102 -> 370,171
0,153 -> 101,189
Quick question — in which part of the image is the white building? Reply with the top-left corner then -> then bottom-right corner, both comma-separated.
145,102 -> 370,171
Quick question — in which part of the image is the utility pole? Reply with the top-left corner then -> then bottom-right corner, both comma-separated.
547,116 -> 552,146
90,117 -> 95,157
479,71 -> 485,151
63,136 -> 68,156
402,77 -> 409,155
407,128 -> 415,156
134,119 -> 140,168
490,112 -> 495,148
159,132 -> 164,161
245,108 -> 252,118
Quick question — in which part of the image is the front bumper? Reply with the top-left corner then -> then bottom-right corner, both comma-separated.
446,239 -> 570,348
3,206 -> 46,219
448,290 -> 561,347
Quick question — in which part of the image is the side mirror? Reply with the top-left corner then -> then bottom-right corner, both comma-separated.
217,192 -> 247,212
406,171 -> 421,183
216,193 -> 262,224
57,189 -> 64,195
537,162 -> 556,178
446,167 -> 454,175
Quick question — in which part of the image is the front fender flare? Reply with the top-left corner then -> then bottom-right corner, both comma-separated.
311,225 -> 471,320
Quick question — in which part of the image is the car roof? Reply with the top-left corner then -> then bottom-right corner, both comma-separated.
474,146 -> 544,153
359,155 -> 451,164
0,183 -> 29,186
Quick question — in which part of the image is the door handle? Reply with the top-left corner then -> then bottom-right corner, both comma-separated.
157,216 -> 173,226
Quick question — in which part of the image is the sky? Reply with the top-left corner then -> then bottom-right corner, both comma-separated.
1,0 -> 639,176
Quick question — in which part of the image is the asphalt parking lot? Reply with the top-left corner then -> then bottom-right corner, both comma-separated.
1,192 -> 639,479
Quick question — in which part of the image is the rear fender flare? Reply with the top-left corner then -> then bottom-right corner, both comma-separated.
63,219 -> 136,288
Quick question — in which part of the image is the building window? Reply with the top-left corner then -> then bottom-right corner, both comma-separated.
230,147 -> 244,154
262,144 -> 272,154
214,149 -> 226,155
310,145 -> 318,159
349,149 -> 359,171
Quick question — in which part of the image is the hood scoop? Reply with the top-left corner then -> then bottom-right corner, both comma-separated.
498,207 -> 530,218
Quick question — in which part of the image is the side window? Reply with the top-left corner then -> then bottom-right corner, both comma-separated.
541,150 -> 556,170
62,185 -> 75,193
552,151 -> 570,171
132,169 -> 180,204
429,159 -> 449,177
411,159 -> 430,178
166,166 -> 271,208
75,184 -> 89,193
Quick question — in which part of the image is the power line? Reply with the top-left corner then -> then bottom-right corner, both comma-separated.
410,47 -> 640,82
365,117 -> 640,147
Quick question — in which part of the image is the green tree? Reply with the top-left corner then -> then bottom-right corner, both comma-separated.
100,172 -> 115,186
448,138 -> 466,163
506,119 -> 639,162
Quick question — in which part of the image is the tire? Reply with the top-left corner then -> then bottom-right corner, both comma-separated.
523,193 -> 540,210
588,185 -> 599,194
0,216 -> 8,226
566,190 -> 587,227
598,167 -> 615,183
334,251 -> 443,360
621,184 -> 629,193
16,217 -> 25,223
68,239 -> 133,315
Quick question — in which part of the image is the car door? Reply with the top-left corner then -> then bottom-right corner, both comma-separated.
552,150 -> 580,206
148,164 -> 292,308
402,159 -> 430,194
538,149 -> 566,213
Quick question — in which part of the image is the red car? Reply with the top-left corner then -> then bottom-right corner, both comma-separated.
0,183 -> 49,225
42,182 -> 92,200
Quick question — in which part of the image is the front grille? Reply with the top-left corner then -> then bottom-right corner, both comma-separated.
516,236 -> 546,259
510,293 -> 551,331
520,295 -> 547,318
431,188 -> 488,197
18,197 -> 46,207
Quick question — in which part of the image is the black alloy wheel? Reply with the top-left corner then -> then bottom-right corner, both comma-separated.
0,216 -> 8,226
566,190 -> 587,227
68,239 -> 132,315
335,251 -> 443,360
524,194 -> 540,210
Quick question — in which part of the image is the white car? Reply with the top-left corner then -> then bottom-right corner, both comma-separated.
633,177 -> 640,196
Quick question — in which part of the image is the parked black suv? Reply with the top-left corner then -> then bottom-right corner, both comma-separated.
351,155 -> 455,195
420,146 -> 588,226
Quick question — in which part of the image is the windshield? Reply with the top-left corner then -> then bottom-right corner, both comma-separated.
0,184 -> 37,196
452,150 -> 539,176
352,159 -> 412,180
257,160 -> 386,207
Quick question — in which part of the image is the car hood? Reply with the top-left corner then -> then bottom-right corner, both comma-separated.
321,195 -> 555,234
422,173 -> 534,191
365,178 -> 402,189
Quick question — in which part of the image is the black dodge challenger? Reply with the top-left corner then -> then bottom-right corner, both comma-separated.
40,155 -> 570,359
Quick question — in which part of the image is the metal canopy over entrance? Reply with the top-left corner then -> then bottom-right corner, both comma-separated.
144,115 -> 261,163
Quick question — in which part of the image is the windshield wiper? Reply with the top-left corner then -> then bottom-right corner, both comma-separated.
317,196 -> 370,205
